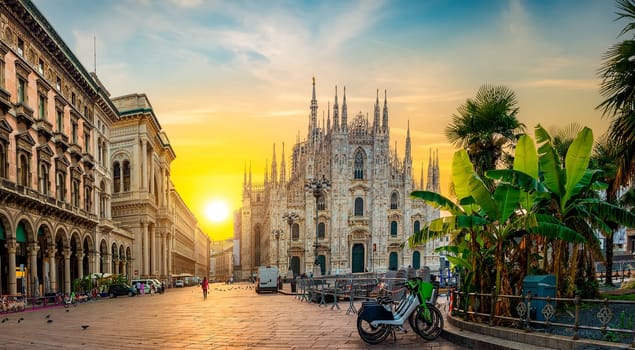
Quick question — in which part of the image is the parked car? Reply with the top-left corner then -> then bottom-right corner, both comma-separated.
108,284 -> 136,297
131,279 -> 163,294
175,280 -> 184,288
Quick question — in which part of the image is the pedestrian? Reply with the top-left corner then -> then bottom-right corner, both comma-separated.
140,282 -> 145,296
150,283 -> 155,296
202,277 -> 209,300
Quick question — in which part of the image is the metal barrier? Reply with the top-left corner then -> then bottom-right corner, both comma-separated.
451,288 -> 635,346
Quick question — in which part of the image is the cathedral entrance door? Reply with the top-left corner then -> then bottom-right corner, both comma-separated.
389,252 -> 398,270
290,256 -> 300,277
317,255 -> 326,275
351,244 -> 364,273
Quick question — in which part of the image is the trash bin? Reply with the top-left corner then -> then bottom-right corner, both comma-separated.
522,274 -> 556,321
290,279 -> 297,293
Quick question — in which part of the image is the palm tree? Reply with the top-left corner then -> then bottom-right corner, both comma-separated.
445,84 -> 525,178
597,0 -> 635,186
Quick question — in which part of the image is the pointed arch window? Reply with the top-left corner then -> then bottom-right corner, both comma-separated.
99,181 -> 106,218
390,192 -> 399,210
292,223 -> 300,241
354,197 -> 364,216
317,195 -> 326,211
354,151 -> 364,179
317,222 -> 325,240
413,220 -> 421,235
390,220 -> 398,236
113,161 -> 120,193
123,160 -> 131,192
84,186 -> 92,211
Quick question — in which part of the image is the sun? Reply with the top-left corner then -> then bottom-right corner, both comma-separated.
204,200 -> 230,223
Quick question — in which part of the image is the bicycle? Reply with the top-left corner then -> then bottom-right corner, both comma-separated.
356,277 -> 443,344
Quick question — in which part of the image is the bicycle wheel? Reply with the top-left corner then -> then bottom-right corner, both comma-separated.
356,316 -> 390,344
412,305 -> 444,340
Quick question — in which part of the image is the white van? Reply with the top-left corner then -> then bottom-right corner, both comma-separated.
131,279 -> 162,294
256,266 -> 279,293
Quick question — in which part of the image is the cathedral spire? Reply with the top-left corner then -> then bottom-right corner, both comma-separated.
271,143 -> 277,186
434,149 -> 440,192
333,86 -> 339,132
382,89 -> 388,132
327,101 -> 331,132
405,120 -> 411,161
426,148 -> 433,191
420,161 -> 424,189
249,161 -> 252,188
341,86 -> 348,131
243,161 -> 247,190
280,142 -> 286,184
309,76 -> 318,144
374,89 -> 380,134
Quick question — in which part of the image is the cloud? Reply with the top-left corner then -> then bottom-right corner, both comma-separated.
513,79 -> 599,90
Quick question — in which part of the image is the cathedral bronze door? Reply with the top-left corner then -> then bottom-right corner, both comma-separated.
290,256 -> 300,277
351,244 -> 364,273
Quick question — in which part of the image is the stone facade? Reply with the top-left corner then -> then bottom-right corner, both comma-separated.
236,80 -> 442,279
0,0 -> 209,296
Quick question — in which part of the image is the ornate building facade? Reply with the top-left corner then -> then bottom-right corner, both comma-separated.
0,0 -> 209,296
236,79 -> 441,279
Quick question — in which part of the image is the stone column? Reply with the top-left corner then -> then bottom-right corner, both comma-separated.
161,232 -> 167,278
142,222 -> 149,276
141,140 -> 147,189
7,239 -> 16,295
48,246 -> 56,293
77,250 -> 84,280
63,248 -> 71,295
28,242 -> 39,296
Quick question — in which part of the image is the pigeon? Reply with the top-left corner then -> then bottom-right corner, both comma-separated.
47,319 -> 53,323
45,315 -> 50,319
1,319 -> 5,323
19,317 -> 23,321
81,325 -> 89,330
65,309 -> 70,312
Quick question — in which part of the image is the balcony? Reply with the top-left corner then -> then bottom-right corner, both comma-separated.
14,103 -> 34,128
348,215 -> 370,227
68,142 -> 82,159
82,153 -> 95,168
33,119 -> 53,140
52,132 -> 69,151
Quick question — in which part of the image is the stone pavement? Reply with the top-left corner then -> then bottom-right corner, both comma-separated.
0,282 -> 465,349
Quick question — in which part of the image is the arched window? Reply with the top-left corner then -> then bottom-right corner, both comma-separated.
317,222 -> 325,239
56,172 -> 65,201
123,160 -> 131,192
390,220 -> 398,236
292,223 -> 300,241
39,163 -> 49,195
354,151 -> 364,179
18,154 -> 29,186
413,220 -> 421,234
99,181 -> 106,217
390,192 -> 399,210
72,179 -> 80,207
412,251 -> 421,269
113,161 -> 120,193
354,197 -> 364,216
317,195 -> 326,211
84,186 -> 92,211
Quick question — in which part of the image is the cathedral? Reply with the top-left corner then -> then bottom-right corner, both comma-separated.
236,79 -> 442,279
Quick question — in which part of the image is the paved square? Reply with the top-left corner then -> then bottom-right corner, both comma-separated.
0,283 -> 464,349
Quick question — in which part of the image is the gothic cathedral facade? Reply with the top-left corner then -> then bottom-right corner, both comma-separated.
237,79 -> 441,279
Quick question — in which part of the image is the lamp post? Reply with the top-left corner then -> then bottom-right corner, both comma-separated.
282,211 -> 299,274
305,175 -> 330,276
272,229 -> 283,269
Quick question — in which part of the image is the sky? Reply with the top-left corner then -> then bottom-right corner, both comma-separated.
32,0 -> 622,240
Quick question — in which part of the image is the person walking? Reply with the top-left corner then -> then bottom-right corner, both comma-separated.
202,277 -> 209,300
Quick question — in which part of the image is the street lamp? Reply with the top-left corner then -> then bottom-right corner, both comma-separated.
272,229 -> 283,269
282,211 -> 299,273
305,175 -> 330,276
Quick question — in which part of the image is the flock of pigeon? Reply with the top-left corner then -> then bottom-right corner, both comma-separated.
0,309 -> 89,330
